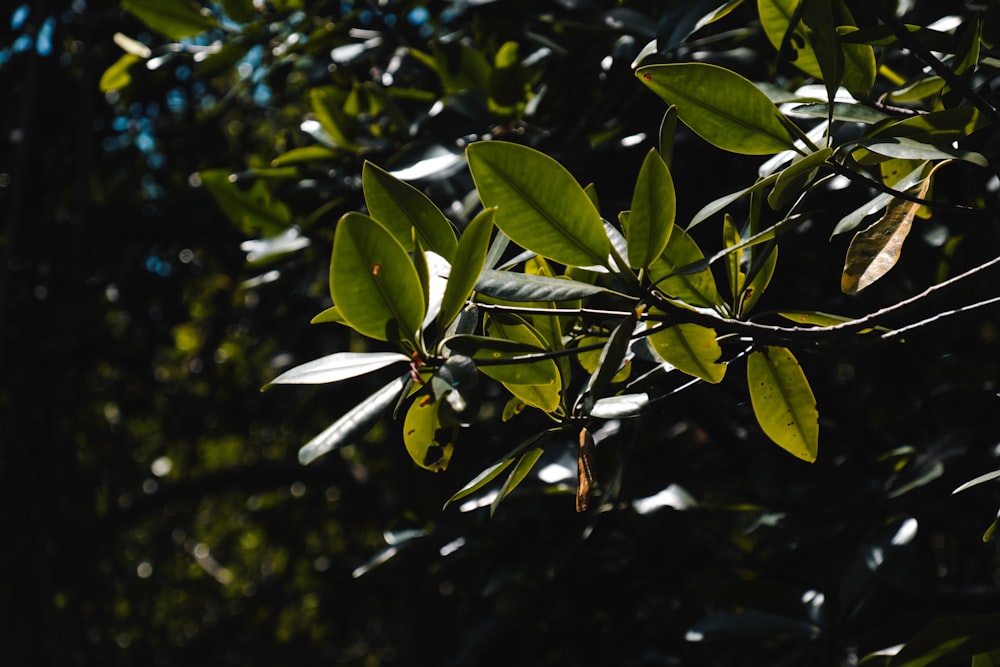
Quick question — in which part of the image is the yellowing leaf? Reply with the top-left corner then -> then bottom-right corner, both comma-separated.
747,347 -> 818,462
841,163 -> 942,294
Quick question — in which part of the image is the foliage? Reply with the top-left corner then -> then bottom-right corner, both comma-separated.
6,0 -> 1000,665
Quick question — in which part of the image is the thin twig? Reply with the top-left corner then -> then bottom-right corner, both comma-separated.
880,295 -> 1000,340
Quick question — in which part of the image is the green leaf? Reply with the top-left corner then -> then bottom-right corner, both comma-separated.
362,161 -> 458,259
689,172 -> 781,229
330,213 -> 426,345
444,430 -> 555,509
759,0 -> 822,78
576,316 -> 638,414
747,346 -> 818,462
99,53 -> 143,92
267,352 -> 410,387
636,63 -> 797,155
648,322 -> 726,383
802,0 -> 843,103
403,387 -> 455,472
311,306 -> 345,325
767,147 -> 832,211
649,229 -> 721,309
298,374 -> 409,464
467,141 -> 610,267
787,102 -> 889,124
722,214 -> 745,308
438,208 -> 495,329
122,0 -> 218,40
271,146 -> 339,166
831,162 -> 930,237
888,614 -> 1000,667
491,445 -> 546,516
740,244 -> 777,314
199,169 -> 291,236
309,88 -> 356,149
659,105 -> 679,169
483,315 -> 562,412
475,270 -> 624,302
444,334 -> 559,402
626,148 -> 676,269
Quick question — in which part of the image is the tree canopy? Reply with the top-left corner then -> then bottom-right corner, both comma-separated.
4,0 -> 1000,665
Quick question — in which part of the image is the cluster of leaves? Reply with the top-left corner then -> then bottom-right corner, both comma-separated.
101,0 -> 1000,663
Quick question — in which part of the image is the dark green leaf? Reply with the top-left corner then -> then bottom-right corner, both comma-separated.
199,169 -> 291,237
299,374 -> 409,464
475,269 -> 624,302
122,0 -> 218,40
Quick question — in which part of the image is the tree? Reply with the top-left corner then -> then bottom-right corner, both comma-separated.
5,0 -> 1000,665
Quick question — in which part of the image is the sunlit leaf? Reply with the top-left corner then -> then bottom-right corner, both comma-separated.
363,161 -> 458,259
625,148 -> 676,269
649,229 -> 721,308
648,322 -> 726,383
311,306 -> 345,325
659,105 -> 679,168
268,352 -> 410,387
747,346 -> 818,462
298,374 -> 409,464
484,314 -> 562,411
330,213 -> 426,345
271,145 -> 339,166
122,0 -> 218,40
741,244 -> 777,314
100,53 -> 143,92
636,63 -> 797,155
722,214 -> 745,307
438,208 -> 494,329
467,141 -> 610,267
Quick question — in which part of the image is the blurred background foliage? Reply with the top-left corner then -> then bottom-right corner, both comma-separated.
3,0 -> 1000,665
